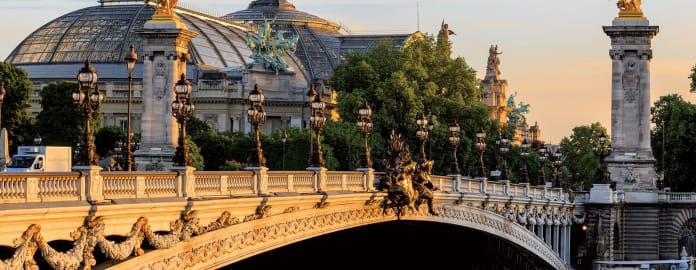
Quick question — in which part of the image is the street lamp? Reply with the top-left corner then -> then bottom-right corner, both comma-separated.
553,147 -> 563,187
520,138 -> 530,183
114,140 -> 123,169
416,112 -> 429,162
281,129 -> 287,170
539,143 -> 548,187
73,60 -> 103,166
356,100 -> 373,168
497,134 -> 509,180
427,114 -> 434,159
306,85 -> 317,165
448,121 -> 460,175
0,83 -> 5,128
171,73 -> 195,167
309,93 -> 326,167
594,131 -> 611,184
247,84 -> 266,167
475,127 -> 487,178
34,133 -> 42,146
124,44 -> 138,171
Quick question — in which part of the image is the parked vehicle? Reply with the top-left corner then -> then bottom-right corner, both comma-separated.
4,146 -> 72,172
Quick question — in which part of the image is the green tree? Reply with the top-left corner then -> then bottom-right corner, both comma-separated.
651,94 -> 696,191
689,65 -> 696,93
0,62 -> 36,153
559,122 -> 608,191
331,35 -> 491,175
36,81 -> 103,151
37,82 -> 79,147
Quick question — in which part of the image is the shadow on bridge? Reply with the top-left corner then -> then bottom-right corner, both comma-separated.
226,220 -> 555,270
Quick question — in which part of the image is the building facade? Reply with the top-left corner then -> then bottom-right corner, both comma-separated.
5,0 -> 414,138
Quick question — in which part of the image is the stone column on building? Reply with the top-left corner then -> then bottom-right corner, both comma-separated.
133,4 -> 197,170
603,6 -> 659,194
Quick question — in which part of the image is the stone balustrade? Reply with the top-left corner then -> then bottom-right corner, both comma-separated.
659,192 -> 696,203
0,168 -> 569,204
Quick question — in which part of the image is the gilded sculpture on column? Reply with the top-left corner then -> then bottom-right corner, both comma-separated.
616,0 -> 644,19
145,0 -> 180,22
617,0 -> 641,12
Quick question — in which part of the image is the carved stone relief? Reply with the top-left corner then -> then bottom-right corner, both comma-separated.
622,58 -> 640,103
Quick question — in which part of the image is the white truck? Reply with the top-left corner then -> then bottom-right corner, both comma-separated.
4,146 -> 72,172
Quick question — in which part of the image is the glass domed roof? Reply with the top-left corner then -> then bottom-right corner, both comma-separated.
6,2 -> 253,70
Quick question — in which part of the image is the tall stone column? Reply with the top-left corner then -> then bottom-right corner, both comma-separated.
603,9 -> 659,192
134,7 -> 197,170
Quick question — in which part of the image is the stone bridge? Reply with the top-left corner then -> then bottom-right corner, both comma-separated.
0,167 -> 578,269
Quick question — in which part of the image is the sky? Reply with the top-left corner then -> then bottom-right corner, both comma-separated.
1,0 -> 696,143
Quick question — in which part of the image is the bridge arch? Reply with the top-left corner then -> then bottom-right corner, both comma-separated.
661,207 -> 696,258
110,204 -> 566,270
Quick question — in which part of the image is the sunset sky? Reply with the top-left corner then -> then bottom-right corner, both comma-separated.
1,0 -> 695,143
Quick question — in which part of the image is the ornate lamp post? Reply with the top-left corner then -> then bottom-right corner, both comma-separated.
247,84 -> 266,167
520,138 -> 530,183
73,60 -> 103,166
309,93 -> 326,167
475,127 -> 487,178
0,83 -> 5,128
124,44 -> 138,171
498,135 -> 509,180
281,130 -> 287,170
553,147 -> 563,187
427,114 -> 434,159
538,143 -> 548,187
171,73 -> 195,167
594,131 -> 611,184
416,112 -> 429,162
356,101 -> 373,168
448,121 -> 461,175
306,86 -> 317,165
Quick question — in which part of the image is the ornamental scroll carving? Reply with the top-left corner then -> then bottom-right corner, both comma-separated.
0,210 -> 241,270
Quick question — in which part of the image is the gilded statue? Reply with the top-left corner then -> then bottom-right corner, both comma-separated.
147,0 -> 178,15
617,0 -> 641,13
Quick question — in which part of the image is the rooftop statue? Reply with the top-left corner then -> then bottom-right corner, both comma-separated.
439,21 -> 456,37
486,45 -> 502,76
507,92 -> 530,127
616,0 -> 641,13
245,19 -> 299,73
147,0 -> 178,15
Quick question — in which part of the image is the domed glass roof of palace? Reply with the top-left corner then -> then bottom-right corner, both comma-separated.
6,1 -> 253,70
6,0 -> 411,83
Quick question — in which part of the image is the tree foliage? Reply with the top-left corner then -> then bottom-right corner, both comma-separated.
331,34 -> 493,175
559,122 -> 608,191
37,82 -> 83,147
0,62 -> 36,154
651,94 -> 696,191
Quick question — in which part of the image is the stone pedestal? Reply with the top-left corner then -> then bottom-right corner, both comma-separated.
589,184 -> 614,204
245,166 -> 269,195
134,13 -> 197,171
72,165 -> 106,203
307,166 -> 327,193
357,168 -> 375,192
603,17 -> 659,192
